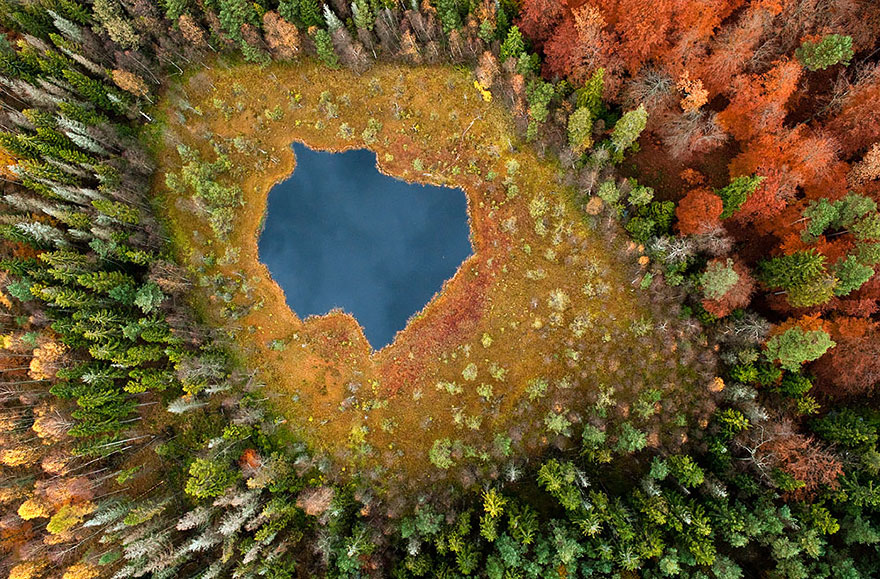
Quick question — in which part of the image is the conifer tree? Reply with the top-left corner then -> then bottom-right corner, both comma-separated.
796,35 -> 853,71
499,25 -> 524,62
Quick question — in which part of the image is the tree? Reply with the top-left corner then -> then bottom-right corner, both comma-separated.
677,71 -> 708,113
134,282 -> 164,314
676,188 -> 723,235
482,488 -> 507,518
314,29 -> 339,68
185,458 -> 239,499
515,0 -> 563,47
429,438 -> 454,469
832,256 -> 874,296
612,0 -> 682,74
702,259 -> 754,318
263,11 -> 299,60
716,175 -> 764,219
47,501 -> 95,534
765,325 -> 835,371
279,0 -> 322,28
831,64 -> 880,155
667,455 -> 704,488
796,35 -> 853,71
616,422 -> 647,453
476,50 -> 499,88
61,562 -> 101,579
609,105 -> 647,158
813,327 -> 880,397
762,425 -> 843,499
701,258 -> 739,300
853,213 -> 880,241
575,67 -> 605,116
850,143 -> 880,185
526,79 -> 555,128
435,0 -> 462,33
351,0 -> 372,31
218,0 -> 259,40
542,5 -> 612,83
111,69 -> 149,99
758,250 -> 828,294
92,0 -> 140,49
567,107 -> 593,153
716,60 -> 802,141
500,25 -> 525,62
813,408 -> 878,448
178,14 -> 209,49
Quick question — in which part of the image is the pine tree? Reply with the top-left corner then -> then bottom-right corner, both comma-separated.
716,175 -> 764,219
314,29 -> 339,68
185,457 -> 240,499
765,326 -> 835,371
218,0 -> 259,40
758,250 -> 826,291
351,0 -> 373,31
435,0 -> 462,34
499,25 -> 524,62
832,256 -> 874,296
609,105 -> 647,158
575,68 -> 605,116
796,35 -> 853,71
91,0 -> 140,49
567,107 -> 593,153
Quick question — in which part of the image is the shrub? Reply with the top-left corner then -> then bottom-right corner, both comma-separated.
429,439 -> 455,469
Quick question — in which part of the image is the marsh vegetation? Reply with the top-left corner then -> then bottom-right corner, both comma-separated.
155,59 -> 717,497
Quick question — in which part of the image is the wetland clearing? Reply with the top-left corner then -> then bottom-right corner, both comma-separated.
154,60 -> 715,495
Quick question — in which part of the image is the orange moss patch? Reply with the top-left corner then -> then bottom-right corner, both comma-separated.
152,59 -> 716,494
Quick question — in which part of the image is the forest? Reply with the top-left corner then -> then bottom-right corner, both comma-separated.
0,0 -> 878,578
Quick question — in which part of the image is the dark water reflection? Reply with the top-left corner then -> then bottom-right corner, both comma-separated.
258,143 -> 472,349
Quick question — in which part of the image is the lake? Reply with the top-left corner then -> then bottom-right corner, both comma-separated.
258,143 -> 473,349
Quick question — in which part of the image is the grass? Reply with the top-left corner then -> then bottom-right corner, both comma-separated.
151,57 -> 718,499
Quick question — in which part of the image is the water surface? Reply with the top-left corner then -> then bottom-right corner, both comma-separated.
259,143 -> 472,349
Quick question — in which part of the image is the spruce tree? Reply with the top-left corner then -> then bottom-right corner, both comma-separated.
796,34 -> 853,71
609,105 -> 647,159
435,0 -> 462,34
716,175 -> 764,219
765,326 -> 835,371
314,29 -> 339,68
499,25 -> 524,62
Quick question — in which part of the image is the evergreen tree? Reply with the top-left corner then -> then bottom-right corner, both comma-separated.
435,0 -> 462,33
716,175 -> 764,219
832,255 -> 874,296
765,326 -> 835,371
609,105 -> 647,159
567,107 -> 593,153
218,0 -> 259,40
499,25 -> 524,62
314,28 -> 339,68
575,68 -> 606,117
796,34 -> 853,71
758,250 -> 827,290
185,457 -> 240,498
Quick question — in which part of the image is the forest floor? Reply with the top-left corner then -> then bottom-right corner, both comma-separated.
150,57 -> 719,500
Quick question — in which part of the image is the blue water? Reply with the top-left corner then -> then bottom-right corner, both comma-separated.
258,143 -> 472,349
